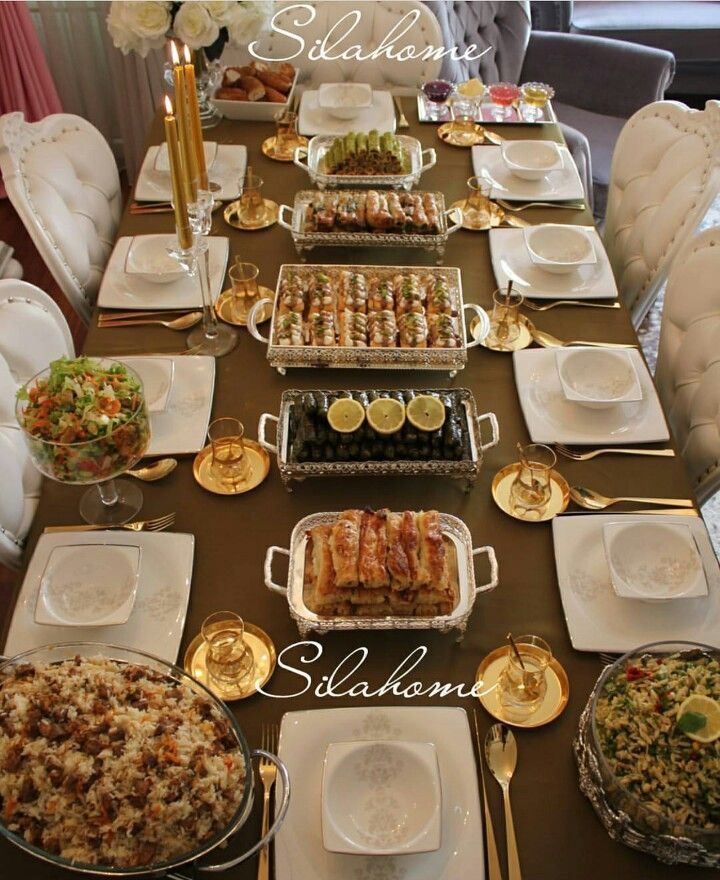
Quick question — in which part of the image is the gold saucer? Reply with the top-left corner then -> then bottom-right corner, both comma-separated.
438,122 -> 485,147
450,198 -> 505,231
193,439 -> 271,495
223,198 -> 279,230
471,313 -> 533,352
183,621 -> 277,701
215,286 -> 274,326
475,645 -> 570,728
262,134 -> 308,162
491,461 -> 570,522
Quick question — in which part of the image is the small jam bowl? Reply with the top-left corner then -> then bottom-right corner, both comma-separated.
500,139 -> 563,181
321,740 -> 441,856
523,224 -> 597,274
317,83 -> 373,120
603,521 -> 708,601
124,235 -> 186,285
556,348 -> 642,409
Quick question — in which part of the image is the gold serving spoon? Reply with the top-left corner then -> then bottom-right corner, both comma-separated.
126,458 -> 178,482
570,486 -> 694,510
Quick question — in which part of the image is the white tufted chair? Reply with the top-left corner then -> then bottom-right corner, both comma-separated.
603,100 -> 720,328
0,111 -> 122,325
655,229 -> 720,507
0,280 -> 75,569
227,0 -> 443,93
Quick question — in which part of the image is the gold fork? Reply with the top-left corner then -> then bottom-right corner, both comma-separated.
496,197 -> 586,212
44,512 -> 176,534
523,299 -> 621,312
556,443 -> 675,461
258,723 -> 279,880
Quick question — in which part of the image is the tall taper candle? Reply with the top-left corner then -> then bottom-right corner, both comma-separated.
170,41 -> 198,202
183,44 -> 209,190
163,95 -> 193,250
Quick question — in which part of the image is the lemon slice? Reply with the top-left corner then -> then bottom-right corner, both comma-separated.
366,397 -> 406,435
406,394 -> 446,432
457,78 -> 485,98
327,398 -> 365,433
677,694 -> 720,743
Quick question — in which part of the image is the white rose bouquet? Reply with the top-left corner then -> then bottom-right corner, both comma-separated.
107,1 -> 272,59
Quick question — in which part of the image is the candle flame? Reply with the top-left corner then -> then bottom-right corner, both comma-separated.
183,44 -> 191,64
170,40 -> 180,65
164,94 -> 174,115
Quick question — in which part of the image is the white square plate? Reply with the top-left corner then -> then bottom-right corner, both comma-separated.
35,543 -> 141,626
97,235 -> 229,310
135,144 -> 247,202
552,514 -> 720,652
275,706 -> 484,880
512,347 -> 670,444
472,144 -> 584,201
299,89 -> 396,136
118,357 -> 174,413
153,141 -> 218,173
5,531 -> 194,663
489,228 -> 617,300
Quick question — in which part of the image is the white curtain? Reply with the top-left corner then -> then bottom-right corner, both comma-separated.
28,0 -> 165,181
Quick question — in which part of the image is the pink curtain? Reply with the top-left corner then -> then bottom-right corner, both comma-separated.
0,0 -> 62,197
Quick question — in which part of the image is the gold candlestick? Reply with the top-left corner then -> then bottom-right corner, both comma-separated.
170,41 -> 198,202
163,95 -> 193,250
183,44 -> 209,190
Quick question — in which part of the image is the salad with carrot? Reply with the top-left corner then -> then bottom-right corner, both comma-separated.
17,357 -> 150,484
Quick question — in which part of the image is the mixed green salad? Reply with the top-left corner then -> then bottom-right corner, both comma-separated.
17,357 -> 149,483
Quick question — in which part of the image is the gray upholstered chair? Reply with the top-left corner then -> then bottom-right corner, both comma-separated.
424,0 -> 675,218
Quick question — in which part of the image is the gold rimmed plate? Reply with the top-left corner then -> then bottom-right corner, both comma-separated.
215,286 -> 274,327
262,134 -> 308,162
492,461 -> 570,522
438,122 -> 485,147
183,621 -> 277,701
193,439 -> 271,495
475,645 -> 570,728
470,313 -> 533,352
223,198 -> 279,231
449,198 -> 505,231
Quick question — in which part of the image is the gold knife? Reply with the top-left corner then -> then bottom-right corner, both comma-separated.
473,708 -> 503,880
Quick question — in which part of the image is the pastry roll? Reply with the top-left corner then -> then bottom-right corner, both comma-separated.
309,524 -> 337,600
424,275 -> 453,316
398,311 -> 428,348
394,274 -> 424,316
330,510 -> 362,588
339,310 -> 368,347
276,311 -> 303,346
279,273 -> 307,314
359,509 -> 389,588
339,271 -> 368,313
368,278 -> 394,313
428,313 -> 460,348
401,511 -> 430,587
310,311 -> 336,346
417,510 -> 448,590
386,512 -> 412,588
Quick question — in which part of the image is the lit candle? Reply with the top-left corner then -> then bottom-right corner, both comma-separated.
183,44 -> 209,190
170,41 -> 198,202
163,95 -> 193,250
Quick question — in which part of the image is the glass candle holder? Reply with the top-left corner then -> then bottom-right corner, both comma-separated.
208,417 -> 250,488
228,262 -> 260,322
462,175 -> 493,229
488,82 -> 520,121
201,611 -> 255,684
239,172 -> 266,226
509,443 -> 556,514
520,82 -> 554,122
498,635 -> 552,719
486,287 -> 524,349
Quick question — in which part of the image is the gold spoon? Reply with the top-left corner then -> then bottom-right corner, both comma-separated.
485,725 -> 522,880
523,299 -> 621,312
126,458 -> 178,482
530,326 -> 636,350
98,312 -> 203,330
570,486 -> 693,510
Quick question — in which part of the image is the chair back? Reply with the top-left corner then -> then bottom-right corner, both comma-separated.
240,1 -> 443,92
603,100 -> 720,326
655,228 -> 720,506
0,280 -> 75,568
0,111 -> 121,325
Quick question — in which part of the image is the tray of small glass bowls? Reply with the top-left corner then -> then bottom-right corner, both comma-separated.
417,93 -> 558,125
263,509 -> 498,638
257,387 -> 499,490
246,263 -> 489,376
293,135 -> 436,190
278,190 -> 462,263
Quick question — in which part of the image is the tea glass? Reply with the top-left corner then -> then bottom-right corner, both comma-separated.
462,175 -> 493,230
228,261 -> 260,322
509,443 -> 556,515
238,172 -> 266,226
449,97 -> 478,144
486,287 -> 524,349
208,417 -> 250,488
519,82 -> 554,122
201,611 -> 255,684
498,635 -> 552,719
488,82 -> 520,120
274,109 -> 302,158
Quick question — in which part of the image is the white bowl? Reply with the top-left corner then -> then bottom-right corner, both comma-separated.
603,521 -> 708,601
500,139 -> 563,180
321,740 -> 442,855
35,543 -> 141,626
124,235 -> 186,285
523,224 -> 597,274
556,348 -> 643,409
153,140 -> 218,173
317,82 -> 373,120
211,68 -> 298,121
118,357 -> 174,413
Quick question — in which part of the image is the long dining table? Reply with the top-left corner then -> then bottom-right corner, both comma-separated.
1,104 -> 704,880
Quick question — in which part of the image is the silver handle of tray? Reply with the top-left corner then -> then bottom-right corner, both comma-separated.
463,302 -> 490,349
278,203 -> 294,231
445,206 -> 463,235
420,147 -> 437,173
247,298 -> 273,344
258,413 -> 279,454
264,545 -> 290,594
472,546 -> 499,595
293,145 -> 309,171
476,411 -> 500,453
